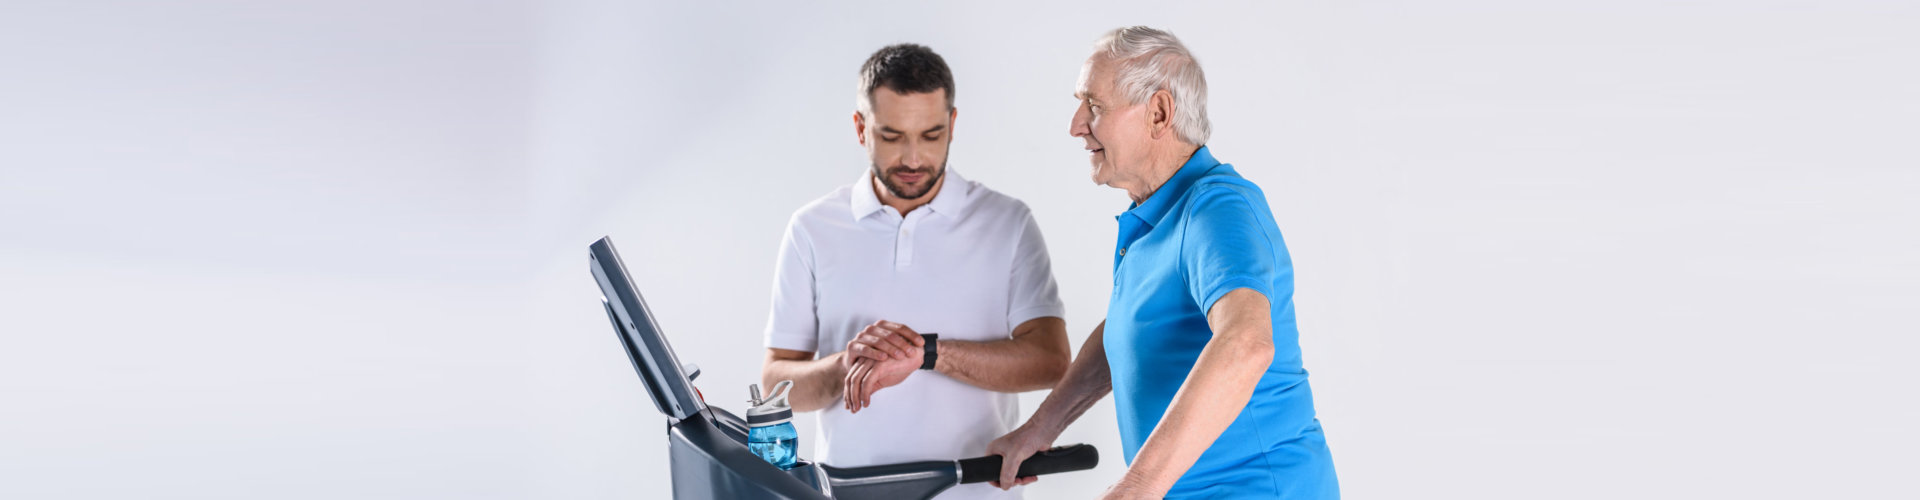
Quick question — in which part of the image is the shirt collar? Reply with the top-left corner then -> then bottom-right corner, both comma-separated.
849,166 -> 970,221
1121,145 -> 1220,227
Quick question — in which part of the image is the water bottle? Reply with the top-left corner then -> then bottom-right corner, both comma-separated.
746,380 -> 799,470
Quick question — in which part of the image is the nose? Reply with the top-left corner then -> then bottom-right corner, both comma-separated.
903,140 -> 928,169
1069,101 -> 1092,138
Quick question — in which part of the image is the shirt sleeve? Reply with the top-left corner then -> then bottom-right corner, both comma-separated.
1180,185 -> 1285,314
763,214 -> 820,352
1006,207 -> 1067,333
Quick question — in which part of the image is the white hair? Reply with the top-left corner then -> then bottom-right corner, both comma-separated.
1093,26 -> 1210,146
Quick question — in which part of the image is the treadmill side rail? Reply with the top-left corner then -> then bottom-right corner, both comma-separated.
818,461 -> 960,500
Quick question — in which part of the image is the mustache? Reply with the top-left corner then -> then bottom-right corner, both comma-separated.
885,167 -> 935,177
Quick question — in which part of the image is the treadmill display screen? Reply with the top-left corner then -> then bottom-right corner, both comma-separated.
590,237 -> 704,420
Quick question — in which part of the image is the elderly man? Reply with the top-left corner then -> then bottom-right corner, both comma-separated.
987,27 -> 1339,499
759,43 -> 1071,500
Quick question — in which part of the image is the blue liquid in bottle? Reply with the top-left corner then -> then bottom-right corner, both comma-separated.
747,421 -> 798,469
746,380 -> 799,470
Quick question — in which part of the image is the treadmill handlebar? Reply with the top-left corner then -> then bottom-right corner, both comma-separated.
817,444 -> 1098,500
956,444 -> 1100,484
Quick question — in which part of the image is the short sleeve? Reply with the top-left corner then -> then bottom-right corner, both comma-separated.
763,215 -> 820,351
1180,185 -> 1282,314
1006,208 -> 1067,332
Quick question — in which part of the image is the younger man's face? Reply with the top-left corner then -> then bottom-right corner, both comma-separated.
858,88 -> 954,200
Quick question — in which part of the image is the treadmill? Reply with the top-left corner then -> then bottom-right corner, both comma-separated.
588,236 -> 1099,500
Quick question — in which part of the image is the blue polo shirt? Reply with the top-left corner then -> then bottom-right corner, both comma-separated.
1105,146 -> 1338,499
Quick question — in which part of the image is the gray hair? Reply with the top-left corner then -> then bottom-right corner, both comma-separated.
1093,26 -> 1210,145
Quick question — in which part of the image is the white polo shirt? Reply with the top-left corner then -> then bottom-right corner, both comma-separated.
764,167 -> 1064,500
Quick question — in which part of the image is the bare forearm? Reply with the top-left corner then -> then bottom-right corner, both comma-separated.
1119,329 -> 1274,494
934,342 -> 1060,393
762,351 -> 845,412
1026,323 -> 1113,435
933,317 -> 1070,392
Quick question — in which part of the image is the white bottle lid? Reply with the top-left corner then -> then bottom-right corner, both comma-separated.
746,380 -> 794,427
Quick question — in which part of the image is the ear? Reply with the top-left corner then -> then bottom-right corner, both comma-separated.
1147,89 -> 1176,140
853,110 -> 868,147
948,107 -> 958,137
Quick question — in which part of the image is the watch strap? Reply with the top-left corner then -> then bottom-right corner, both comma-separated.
920,333 -> 939,370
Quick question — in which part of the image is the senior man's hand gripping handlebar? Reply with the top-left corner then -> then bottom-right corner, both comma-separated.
588,236 -> 1098,499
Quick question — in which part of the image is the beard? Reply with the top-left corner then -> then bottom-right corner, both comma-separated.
871,161 -> 947,201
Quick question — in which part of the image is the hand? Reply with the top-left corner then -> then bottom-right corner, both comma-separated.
983,422 -> 1060,489
843,352 -> 918,412
842,320 -> 926,369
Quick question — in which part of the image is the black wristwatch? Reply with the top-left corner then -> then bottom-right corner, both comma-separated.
920,333 -> 939,370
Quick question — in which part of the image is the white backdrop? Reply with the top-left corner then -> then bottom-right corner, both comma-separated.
3,1 -> 1916,499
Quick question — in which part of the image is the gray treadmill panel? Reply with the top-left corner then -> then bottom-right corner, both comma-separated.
590,236 -> 704,421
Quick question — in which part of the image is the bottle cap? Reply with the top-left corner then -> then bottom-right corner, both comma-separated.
747,380 -> 794,426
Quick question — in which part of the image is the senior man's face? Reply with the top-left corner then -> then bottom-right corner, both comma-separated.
856,88 -> 955,201
1070,55 -> 1148,188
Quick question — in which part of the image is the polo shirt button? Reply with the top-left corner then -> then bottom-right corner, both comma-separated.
1118,247 -> 1126,256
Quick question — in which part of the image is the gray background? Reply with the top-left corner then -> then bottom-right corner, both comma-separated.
3,0 -> 1915,498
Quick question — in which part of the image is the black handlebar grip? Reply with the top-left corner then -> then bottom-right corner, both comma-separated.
957,444 -> 1099,484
